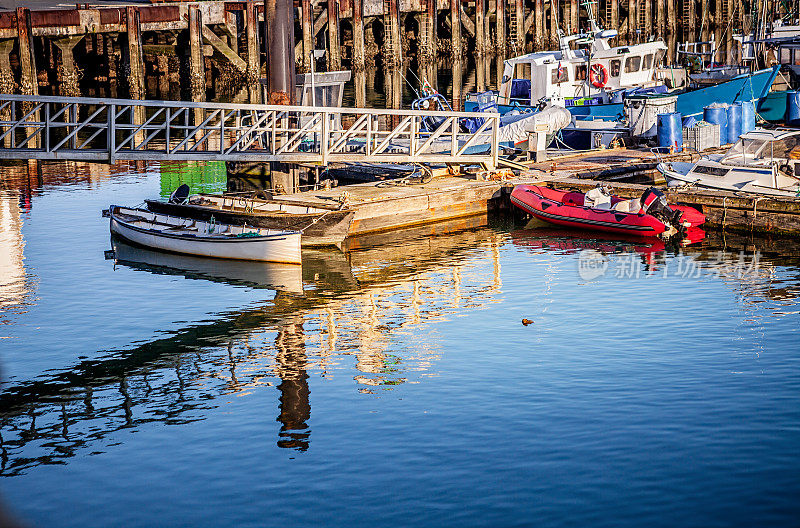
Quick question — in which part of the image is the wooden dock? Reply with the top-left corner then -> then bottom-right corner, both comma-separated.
273,174 -> 506,239
265,145 -> 800,240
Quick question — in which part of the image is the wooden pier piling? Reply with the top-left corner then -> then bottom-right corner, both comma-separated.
327,0 -> 341,72
301,0 -> 313,73
0,0 -> 791,118
451,0 -> 462,58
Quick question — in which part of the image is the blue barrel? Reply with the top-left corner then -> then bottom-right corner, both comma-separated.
726,103 -> 743,144
787,91 -> 800,126
704,105 -> 728,144
682,116 -> 697,129
657,112 -> 683,153
741,100 -> 756,135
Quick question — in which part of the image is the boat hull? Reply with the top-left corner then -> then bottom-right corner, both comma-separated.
511,185 -> 669,235
109,206 -> 302,264
145,197 -> 354,247
511,185 -> 704,235
658,161 -> 800,198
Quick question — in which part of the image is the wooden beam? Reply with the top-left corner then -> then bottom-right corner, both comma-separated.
202,25 -> 247,73
459,5 -> 475,37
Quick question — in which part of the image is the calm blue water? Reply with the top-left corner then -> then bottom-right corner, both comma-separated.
1,161 -> 799,527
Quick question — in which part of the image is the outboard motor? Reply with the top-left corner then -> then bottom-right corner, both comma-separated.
169,184 -> 191,204
641,188 -> 682,226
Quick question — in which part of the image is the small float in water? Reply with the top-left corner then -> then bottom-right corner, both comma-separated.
510,185 -> 705,237
107,205 -> 301,264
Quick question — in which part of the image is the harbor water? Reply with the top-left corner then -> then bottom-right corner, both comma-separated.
1,161 -> 800,526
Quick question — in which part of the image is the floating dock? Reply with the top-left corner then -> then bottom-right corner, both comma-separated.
268,146 -> 800,239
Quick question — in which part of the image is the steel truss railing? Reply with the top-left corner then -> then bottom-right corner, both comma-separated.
0,94 -> 500,168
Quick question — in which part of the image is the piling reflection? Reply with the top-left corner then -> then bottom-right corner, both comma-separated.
0,216 -> 504,473
0,191 -> 29,312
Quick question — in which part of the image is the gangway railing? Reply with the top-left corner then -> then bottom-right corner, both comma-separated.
0,94 -> 500,168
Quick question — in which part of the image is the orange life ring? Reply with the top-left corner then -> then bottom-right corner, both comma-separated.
589,63 -> 609,88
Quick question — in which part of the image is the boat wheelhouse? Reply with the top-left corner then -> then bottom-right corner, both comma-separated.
496,33 -> 667,107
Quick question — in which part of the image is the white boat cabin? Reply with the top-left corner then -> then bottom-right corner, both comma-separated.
719,129 -> 800,169
498,27 -> 667,106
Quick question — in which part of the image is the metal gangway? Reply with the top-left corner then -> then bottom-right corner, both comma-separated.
0,94 -> 500,168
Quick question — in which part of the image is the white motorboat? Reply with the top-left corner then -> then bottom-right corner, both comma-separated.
108,205 -> 301,264
657,128 -> 800,198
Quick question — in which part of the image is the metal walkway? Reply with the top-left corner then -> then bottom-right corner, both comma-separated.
0,94 -> 500,168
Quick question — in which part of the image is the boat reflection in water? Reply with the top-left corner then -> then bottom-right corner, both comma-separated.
510,225 -> 706,268
110,236 -> 305,294
0,215 -> 504,471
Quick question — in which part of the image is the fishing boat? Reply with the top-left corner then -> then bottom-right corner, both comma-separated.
145,186 -> 354,247
463,2 -> 779,121
510,185 -> 705,236
107,205 -> 302,264
657,128 -> 800,197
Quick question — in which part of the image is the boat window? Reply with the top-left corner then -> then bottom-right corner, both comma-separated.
721,137 -> 768,163
643,54 -> 653,70
551,65 -> 569,84
768,136 -> 800,159
692,165 -> 730,177
624,56 -> 641,73
575,64 -> 587,81
609,59 -> 621,77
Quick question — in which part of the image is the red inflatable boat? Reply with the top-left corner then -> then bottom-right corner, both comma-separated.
510,185 -> 705,236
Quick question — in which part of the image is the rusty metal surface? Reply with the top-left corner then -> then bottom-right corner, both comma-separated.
0,12 -> 15,30
99,8 -> 124,25
138,6 -> 181,24
30,10 -> 81,27
264,0 -> 296,106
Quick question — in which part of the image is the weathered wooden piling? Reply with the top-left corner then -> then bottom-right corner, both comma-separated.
352,0 -> 366,107
245,1 -> 260,80
126,7 -> 145,102
533,0 -> 543,51
15,8 -> 37,98
451,0 -> 462,58
302,0 -> 313,73
16,8 -> 39,148
569,0 -> 578,33
476,0 -> 485,56
327,0 -> 341,71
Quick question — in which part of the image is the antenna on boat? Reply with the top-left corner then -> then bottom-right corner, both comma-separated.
581,0 -> 601,34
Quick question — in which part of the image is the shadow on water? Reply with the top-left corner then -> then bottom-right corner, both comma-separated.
0,214 -> 505,473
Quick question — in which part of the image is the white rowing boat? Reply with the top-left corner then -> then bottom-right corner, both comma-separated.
108,205 -> 301,264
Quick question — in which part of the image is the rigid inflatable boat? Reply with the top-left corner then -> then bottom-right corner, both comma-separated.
510,185 -> 704,237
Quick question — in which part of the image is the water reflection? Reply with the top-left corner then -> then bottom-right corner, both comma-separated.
0,191 -> 28,312
110,237 -> 305,294
0,217 -> 504,473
